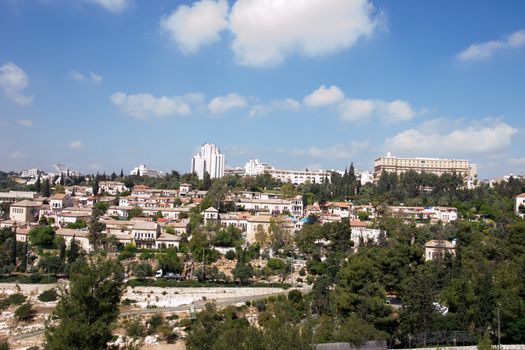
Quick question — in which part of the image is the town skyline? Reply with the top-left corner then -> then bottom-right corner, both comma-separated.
1,0 -> 524,178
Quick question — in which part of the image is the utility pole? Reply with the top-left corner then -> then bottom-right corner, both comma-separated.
202,248 -> 205,281
497,303 -> 501,350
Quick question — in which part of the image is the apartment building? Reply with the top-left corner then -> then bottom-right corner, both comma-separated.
191,143 -> 225,180
374,153 -> 477,186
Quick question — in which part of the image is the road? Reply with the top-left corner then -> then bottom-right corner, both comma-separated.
9,285 -> 310,341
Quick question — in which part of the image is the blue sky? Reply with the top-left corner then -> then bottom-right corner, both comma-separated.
0,0 -> 524,179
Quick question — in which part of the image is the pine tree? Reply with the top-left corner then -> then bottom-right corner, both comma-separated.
119,169 -> 124,178
42,179 -> 51,197
67,237 -> 80,264
45,256 -> 125,349
35,175 -> 41,193
92,176 -> 100,196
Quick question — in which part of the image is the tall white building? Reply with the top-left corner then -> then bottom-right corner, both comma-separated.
191,143 -> 225,180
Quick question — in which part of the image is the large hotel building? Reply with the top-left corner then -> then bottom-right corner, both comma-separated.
374,153 -> 477,187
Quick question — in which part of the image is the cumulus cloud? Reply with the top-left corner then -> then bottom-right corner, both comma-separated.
208,93 -> 247,115
87,0 -> 130,13
303,85 -> 345,107
110,92 -> 200,119
290,141 -> 370,160
17,119 -> 33,127
229,0 -> 380,67
339,98 -> 415,123
69,140 -> 85,149
0,62 -> 33,106
458,29 -> 525,61
385,119 -> 517,156
249,98 -> 301,118
160,0 -> 229,54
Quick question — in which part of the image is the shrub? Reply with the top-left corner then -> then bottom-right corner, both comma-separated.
139,252 -> 154,260
147,314 -> 164,333
225,250 -> 236,260
121,298 -> 137,306
125,320 -> 146,338
298,267 -> 306,276
15,303 -> 35,321
0,340 -> 8,350
8,293 -> 26,305
38,289 -> 58,302
266,258 -> 286,273
118,250 -> 136,261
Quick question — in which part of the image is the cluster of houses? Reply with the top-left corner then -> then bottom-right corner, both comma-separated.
3,181 -> 509,261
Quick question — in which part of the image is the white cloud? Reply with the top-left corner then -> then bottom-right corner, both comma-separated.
303,85 -> 345,107
87,0 -> 130,13
69,70 -> 102,83
17,119 -> 33,127
338,98 -> 415,123
290,141 -> 370,160
9,151 -> 27,159
249,98 -> 301,118
110,92 -> 199,119
69,70 -> 85,81
160,0 -> 229,54
69,140 -> 85,149
385,120 -> 517,156
89,71 -> 103,83
0,62 -> 33,106
229,0 -> 380,67
208,93 -> 247,115
458,29 -> 525,61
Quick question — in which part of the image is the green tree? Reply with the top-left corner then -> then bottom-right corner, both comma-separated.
45,256 -> 125,350
42,178 -> 51,197
28,226 -> 55,247
14,303 -> 35,321
156,249 -> 182,274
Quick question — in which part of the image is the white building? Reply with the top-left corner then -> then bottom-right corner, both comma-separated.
516,193 -> 525,219
20,168 -> 42,178
130,164 -> 163,177
267,168 -> 330,185
374,153 -> 477,187
50,193 -> 73,210
99,181 -> 127,195
244,159 -> 272,176
191,143 -> 225,180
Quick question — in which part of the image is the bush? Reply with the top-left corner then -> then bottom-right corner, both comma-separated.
121,298 -> 137,306
0,340 -> 8,350
38,289 -> 58,302
266,258 -> 286,273
125,320 -> 146,338
139,252 -> 154,260
118,250 -> 136,261
8,293 -> 26,305
298,267 -> 306,276
147,314 -> 164,333
14,303 -> 35,321
225,250 -> 236,260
